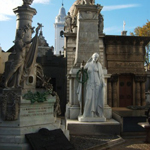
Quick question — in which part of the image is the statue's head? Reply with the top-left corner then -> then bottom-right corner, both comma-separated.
23,0 -> 33,6
92,53 -> 99,62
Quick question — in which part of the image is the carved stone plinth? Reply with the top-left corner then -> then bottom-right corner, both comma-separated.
0,89 -> 65,150
66,119 -> 120,136
1,89 -> 21,121
65,68 -> 80,119
78,116 -> 106,122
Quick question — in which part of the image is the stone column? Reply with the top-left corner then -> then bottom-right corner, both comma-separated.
141,82 -> 146,106
113,82 -> 118,107
107,80 -> 112,107
103,72 -> 112,119
111,75 -> 118,107
69,77 -> 73,105
65,68 -> 80,119
135,75 -> 147,106
13,3 -> 37,44
135,82 -> 141,106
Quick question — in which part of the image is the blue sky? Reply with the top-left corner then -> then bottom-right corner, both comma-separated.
0,0 -> 150,51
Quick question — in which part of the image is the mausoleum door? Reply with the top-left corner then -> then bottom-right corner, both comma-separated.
119,75 -> 133,107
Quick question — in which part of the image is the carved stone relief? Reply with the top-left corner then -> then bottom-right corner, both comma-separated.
108,74 -> 118,83
81,0 -> 95,5
134,75 -> 147,82
1,91 -> 20,121
79,11 -> 97,20
108,62 -> 143,68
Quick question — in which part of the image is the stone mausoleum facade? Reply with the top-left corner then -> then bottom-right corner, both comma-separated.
1,1 -> 150,117
64,1 -> 150,111
105,35 -> 150,107
65,34 -> 150,109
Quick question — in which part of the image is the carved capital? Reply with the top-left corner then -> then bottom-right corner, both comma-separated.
108,74 -> 118,83
134,75 -> 147,82
16,14 -> 33,22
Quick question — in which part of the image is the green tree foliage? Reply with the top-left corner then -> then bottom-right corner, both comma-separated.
130,20 -> 150,69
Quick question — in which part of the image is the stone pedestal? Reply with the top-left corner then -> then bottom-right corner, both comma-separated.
66,119 -> 120,136
78,115 -> 106,122
103,72 -> 112,119
0,89 -> 69,150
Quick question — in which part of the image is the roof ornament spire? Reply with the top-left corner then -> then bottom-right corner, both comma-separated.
62,0 -> 64,6
122,20 -> 127,36
123,20 -> 126,31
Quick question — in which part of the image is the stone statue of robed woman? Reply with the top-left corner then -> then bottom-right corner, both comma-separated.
77,53 -> 106,122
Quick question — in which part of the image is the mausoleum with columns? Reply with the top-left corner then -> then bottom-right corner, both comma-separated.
64,0 -> 150,122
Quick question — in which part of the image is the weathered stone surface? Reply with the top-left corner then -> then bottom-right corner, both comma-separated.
74,5 -> 100,66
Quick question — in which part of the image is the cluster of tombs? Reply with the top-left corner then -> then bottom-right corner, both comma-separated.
0,0 -> 150,149
0,1 -> 150,116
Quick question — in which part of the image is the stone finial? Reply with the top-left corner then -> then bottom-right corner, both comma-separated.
23,0 -> 33,6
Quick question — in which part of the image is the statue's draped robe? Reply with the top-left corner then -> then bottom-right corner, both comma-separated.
25,32 -> 39,74
77,61 -> 104,117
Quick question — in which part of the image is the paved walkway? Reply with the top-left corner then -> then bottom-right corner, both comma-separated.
70,135 -> 150,150
107,138 -> 150,150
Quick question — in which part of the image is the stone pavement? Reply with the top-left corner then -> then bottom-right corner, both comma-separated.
70,135 -> 150,150
107,138 -> 150,150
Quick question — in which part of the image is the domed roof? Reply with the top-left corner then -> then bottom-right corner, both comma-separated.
55,4 -> 66,23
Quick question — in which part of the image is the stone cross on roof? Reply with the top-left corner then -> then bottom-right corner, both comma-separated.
123,21 -> 126,31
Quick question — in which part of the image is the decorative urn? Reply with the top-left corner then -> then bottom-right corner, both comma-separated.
23,0 -> 33,6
